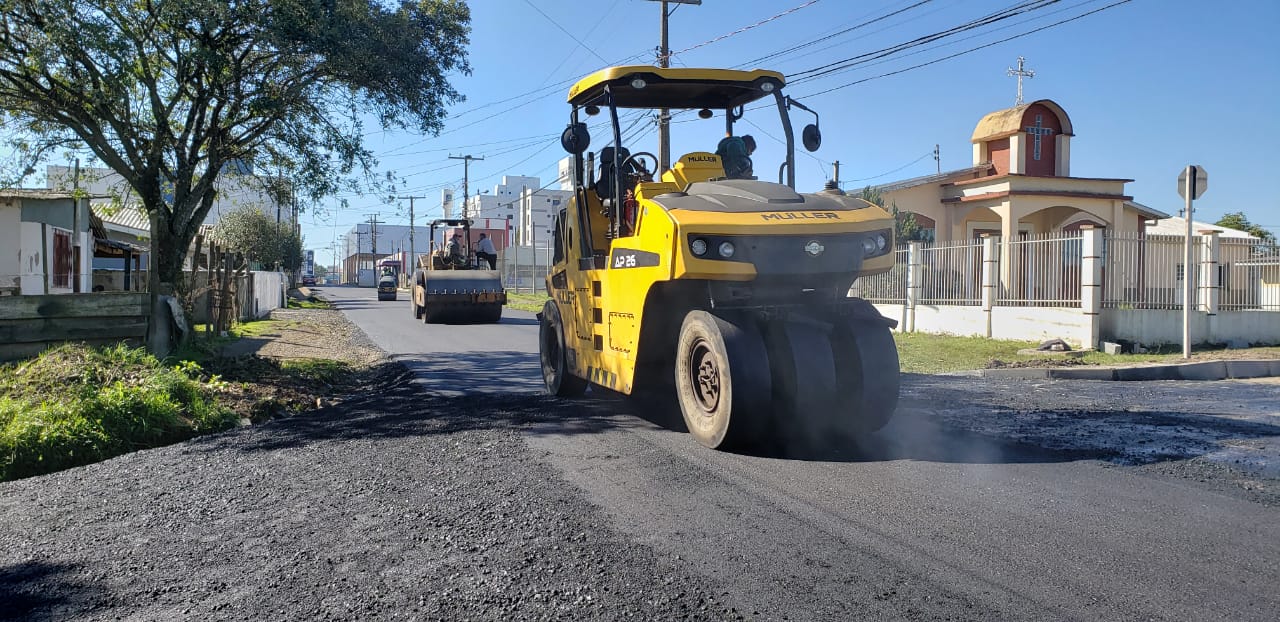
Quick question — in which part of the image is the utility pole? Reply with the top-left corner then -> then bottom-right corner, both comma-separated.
398,195 -> 426,271
934,144 -> 941,174
367,214 -> 383,273
648,0 -> 700,173
449,154 -> 484,218
356,231 -> 367,270
832,161 -> 840,186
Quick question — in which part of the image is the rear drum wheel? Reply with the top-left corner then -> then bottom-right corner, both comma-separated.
674,311 -> 771,450
484,302 -> 503,324
540,300 -> 587,397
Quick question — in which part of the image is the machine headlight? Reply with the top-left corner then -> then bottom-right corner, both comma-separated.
760,81 -> 775,93
691,238 -> 708,256
861,237 -> 878,257
875,233 -> 888,251
631,78 -> 647,89
718,241 -> 736,258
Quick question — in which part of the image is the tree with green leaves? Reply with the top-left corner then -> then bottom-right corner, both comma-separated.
859,185 -> 931,245
1215,212 -> 1276,244
212,206 -> 302,273
0,0 -> 471,291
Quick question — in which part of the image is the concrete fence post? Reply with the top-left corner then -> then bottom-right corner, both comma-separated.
1199,230 -> 1220,342
905,241 -> 923,333
981,235 -> 998,338
1079,226 -> 1104,349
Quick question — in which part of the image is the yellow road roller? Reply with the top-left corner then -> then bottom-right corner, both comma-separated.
411,218 -> 506,324
538,65 -> 900,450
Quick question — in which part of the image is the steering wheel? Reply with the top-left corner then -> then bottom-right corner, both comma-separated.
621,151 -> 659,182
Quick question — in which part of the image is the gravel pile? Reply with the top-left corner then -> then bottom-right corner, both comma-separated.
1,333 -> 741,620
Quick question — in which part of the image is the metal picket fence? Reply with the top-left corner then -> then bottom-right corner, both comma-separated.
1220,237 -> 1280,311
919,239 -> 983,305
851,248 -> 908,303
1103,232 -> 1198,309
996,231 -> 1083,307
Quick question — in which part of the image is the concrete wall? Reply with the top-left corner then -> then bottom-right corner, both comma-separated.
1099,308 -> 1280,346
250,271 -> 286,319
18,221 -> 45,295
870,301 -> 1279,348
913,305 -> 989,337
0,207 -> 20,291
991,306 -> 1090,346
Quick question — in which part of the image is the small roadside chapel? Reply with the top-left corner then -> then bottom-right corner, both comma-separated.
878,57 -> 1165,245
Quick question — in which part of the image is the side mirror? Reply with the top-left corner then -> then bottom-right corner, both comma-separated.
802,124 -> 822,152
561,122 -> 590,155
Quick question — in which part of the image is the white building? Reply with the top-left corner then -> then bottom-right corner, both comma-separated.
519,186 -> 570,249
45,164 -> 294,229
456,175 -> 571,249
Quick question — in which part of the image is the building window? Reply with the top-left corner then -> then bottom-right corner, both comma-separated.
53,228 -> 73,288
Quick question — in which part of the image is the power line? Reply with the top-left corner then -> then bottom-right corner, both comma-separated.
789,0 -> 1062,83
796,0 -> 1133,98
842,152 -> 933,184
522,0 -> 608,63
792,0 -> 1108,82
737,0 -> 934,69
670,0 -> 823,58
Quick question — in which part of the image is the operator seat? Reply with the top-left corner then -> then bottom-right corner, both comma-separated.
662,152 -> 726,187
595,146 -> 633,200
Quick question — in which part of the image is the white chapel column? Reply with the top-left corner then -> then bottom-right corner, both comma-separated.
1009,133 -> 1026,174
1056,135 -> 1071,176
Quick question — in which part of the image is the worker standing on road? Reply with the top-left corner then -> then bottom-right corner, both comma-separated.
476,233 -> 498,270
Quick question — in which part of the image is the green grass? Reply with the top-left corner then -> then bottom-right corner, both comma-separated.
234,318 -> 298,338
0,343 -> 238,481
279,359 -> 349,385
894,333 -> 1280,373
506,292 -> 549,313
287,297 -> 331,309
894,333 -> 1042,374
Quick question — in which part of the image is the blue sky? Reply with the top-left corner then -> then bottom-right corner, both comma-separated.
306,0 -> 1280,266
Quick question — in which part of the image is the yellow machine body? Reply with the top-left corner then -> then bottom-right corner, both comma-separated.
542,65 -> 901,450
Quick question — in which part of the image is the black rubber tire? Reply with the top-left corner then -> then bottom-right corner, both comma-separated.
763,318 -> 840,451
830,318 -> 900,435
539,300 -> 587,397
674,310 -> 772,450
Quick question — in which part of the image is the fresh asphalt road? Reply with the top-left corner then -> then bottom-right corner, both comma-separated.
319,285 -> 544,396
320,284 -> 1280,621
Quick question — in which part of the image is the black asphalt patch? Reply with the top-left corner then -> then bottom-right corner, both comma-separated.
0,365 -> 742,621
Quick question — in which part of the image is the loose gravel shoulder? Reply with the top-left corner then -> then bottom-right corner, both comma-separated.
1,315 -> 739,620
227,307 -> 386,366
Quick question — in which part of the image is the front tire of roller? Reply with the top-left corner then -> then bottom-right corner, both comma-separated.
831,318 -> 900,435
675,310 -> 771,450
539,300 -> 587,397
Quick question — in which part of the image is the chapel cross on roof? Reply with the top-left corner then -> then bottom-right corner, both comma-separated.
1006,56 -> 1035,105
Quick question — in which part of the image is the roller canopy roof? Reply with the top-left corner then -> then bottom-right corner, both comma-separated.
567,66 -> 785,109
